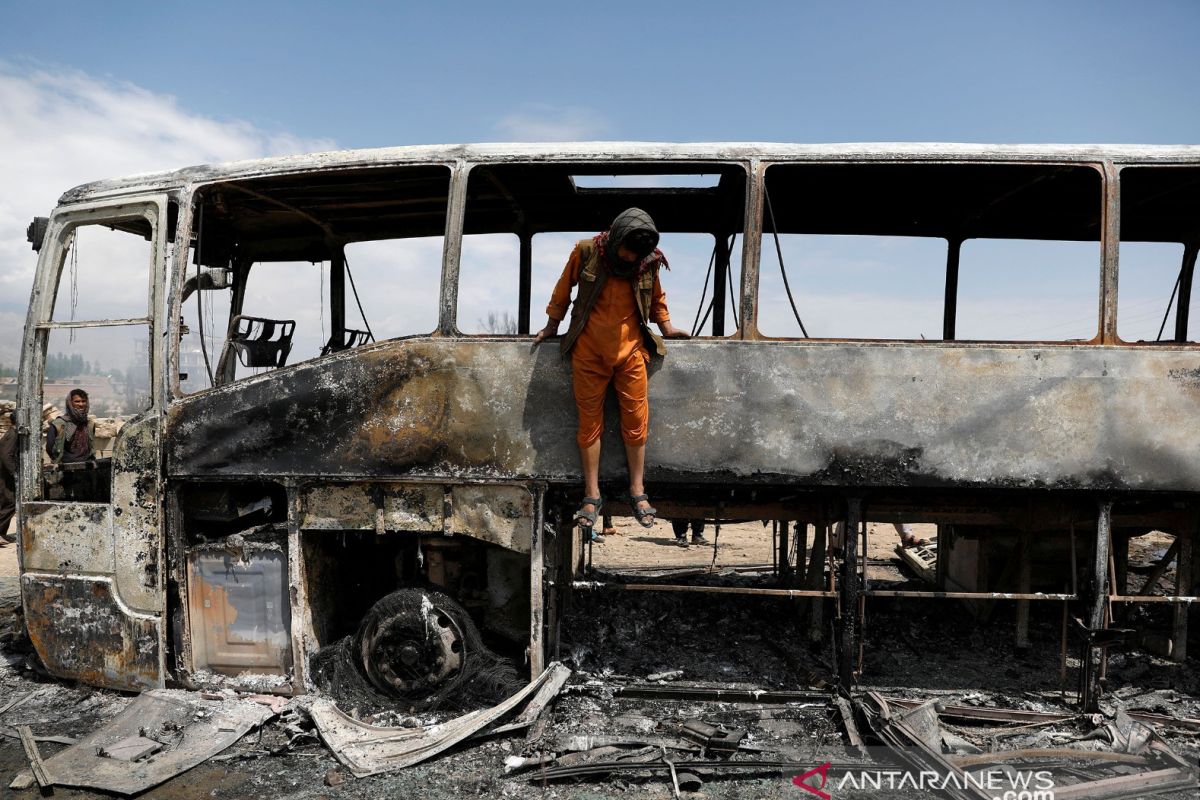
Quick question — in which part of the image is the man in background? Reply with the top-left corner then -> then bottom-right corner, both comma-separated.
0,411 -> 17,543
46,389 -> 95,464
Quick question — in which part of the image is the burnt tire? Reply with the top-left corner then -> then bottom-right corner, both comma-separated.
352,589 -> 471,703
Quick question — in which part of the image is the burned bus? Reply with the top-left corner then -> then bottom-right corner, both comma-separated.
13,143 -> 1200,710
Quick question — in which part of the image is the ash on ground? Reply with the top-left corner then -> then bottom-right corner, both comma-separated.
2,570 -> 1199,799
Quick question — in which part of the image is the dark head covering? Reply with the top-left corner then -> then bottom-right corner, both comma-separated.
605,208 -> 660,277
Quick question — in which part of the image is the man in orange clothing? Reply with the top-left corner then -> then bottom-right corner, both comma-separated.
533,208 -> 689,534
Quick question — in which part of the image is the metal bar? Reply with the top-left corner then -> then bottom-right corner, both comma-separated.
1016,533 -> 1031,647
611,685 -> 830,703
942,237 -> 961,340
839,498 -> 863,689
530,488 -> 545,677
951,748 -> 1150,768
1173,242 -> 1198,341
810,516 -> 828,642
738,159 -> 764,338
1173,521 -> 1193,662
1084,500 -> 1113,712
285,482 -> 309,693
518,231 -> 532,335
437,162 -> 469,335
570,581 -> 835,599
864,590 -> 1076,600
1110,595 -> 1200,603
778,518 -> 791,584
1137,538 -> 1180,596
711,232 -> 728,336
330,248 -> 346,344
1099,162 -> 1120,343
35,317 -> 150,329
1050,767 -> 1196,800
771,519 -> 778,577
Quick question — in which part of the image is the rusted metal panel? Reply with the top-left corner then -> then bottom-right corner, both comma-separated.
187,549 -> 291,676
167,339 -> 1200,493
300,483 -> 441,531
21,574 -> 161,690
449,485 -> 532,553
21,502 -> 114,574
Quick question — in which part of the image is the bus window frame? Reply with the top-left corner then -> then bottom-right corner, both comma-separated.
745,159 -> 1112,345
18,196 -> 167,501
1113,162 -> 1200,346
448,159 -> 756,338
167,163 -> 458,399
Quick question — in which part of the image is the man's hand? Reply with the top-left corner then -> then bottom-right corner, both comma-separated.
658,321 -> 691,340
532,319 -> 561,345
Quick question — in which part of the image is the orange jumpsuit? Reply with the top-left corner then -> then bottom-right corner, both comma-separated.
547,243 -> 671,448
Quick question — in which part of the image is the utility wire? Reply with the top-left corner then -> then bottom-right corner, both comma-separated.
726,233 -> 740,330
690,244 -> 717,337
1155,266 -> 1184,342
762,185 -> 809,337
343,255 -> 375,343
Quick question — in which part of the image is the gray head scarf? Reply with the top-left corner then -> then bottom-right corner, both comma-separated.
605,208 -> 660,278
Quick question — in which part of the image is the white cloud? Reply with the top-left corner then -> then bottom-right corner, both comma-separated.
494,104 -> 611,142
0,64 -> 335,369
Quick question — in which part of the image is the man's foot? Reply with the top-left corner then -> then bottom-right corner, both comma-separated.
574,496 -> 602,530
674,537 -> 689,547
691,535 -> 710,546
590,531 -> 606,544
629,493 -> 657,528
900,534 -> 928,548
0,532 -> 14,544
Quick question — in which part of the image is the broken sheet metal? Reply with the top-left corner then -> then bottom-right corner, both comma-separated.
309,662 -> 569,777
862,693 -> 1199,800
35,689 -> 274,795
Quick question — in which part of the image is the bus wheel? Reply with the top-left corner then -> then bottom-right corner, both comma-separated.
353,589 -> 468,699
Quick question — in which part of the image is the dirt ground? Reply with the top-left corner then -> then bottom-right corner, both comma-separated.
1,524 -> 1198,799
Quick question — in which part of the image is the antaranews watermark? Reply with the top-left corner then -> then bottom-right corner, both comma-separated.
792,761 -> 1055,799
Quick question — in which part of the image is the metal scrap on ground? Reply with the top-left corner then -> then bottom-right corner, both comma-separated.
309,662 -> 570,777
13,690 -> 275,795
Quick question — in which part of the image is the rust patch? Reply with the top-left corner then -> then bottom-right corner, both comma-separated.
22,575 -> 161,691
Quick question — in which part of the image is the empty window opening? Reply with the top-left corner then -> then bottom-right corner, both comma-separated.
1116,242 -> 1187,342
51,219 -> 153,323
572,173 -> 722,189
757,234 -> 945,339
1117,166 -> 1200,343
955,239 -> 1100,342
182,166 -> 450,389
759,162 -> 1103,341
461,162 -> 747,336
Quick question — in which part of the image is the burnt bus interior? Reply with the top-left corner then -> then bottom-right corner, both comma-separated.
37,154 -> 1199,709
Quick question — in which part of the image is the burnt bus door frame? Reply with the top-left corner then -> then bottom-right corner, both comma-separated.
16,195 -> 168,690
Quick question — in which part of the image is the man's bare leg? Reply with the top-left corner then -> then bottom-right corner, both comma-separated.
624,441 -> 654,522
578,440 -> 602,522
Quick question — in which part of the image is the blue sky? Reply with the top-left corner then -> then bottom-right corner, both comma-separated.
1,0 -> 1198,376
2,1 -> 1197,147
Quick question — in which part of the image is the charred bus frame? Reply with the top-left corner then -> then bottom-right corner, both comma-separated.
14,143 -> 1200,709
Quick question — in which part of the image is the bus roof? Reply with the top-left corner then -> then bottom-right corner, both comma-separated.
57,141 -> 1200,205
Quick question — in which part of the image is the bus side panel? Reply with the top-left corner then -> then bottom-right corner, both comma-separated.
165,339 -> 1200,493
22,575 -> 161,690
20,415 -> 164,689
